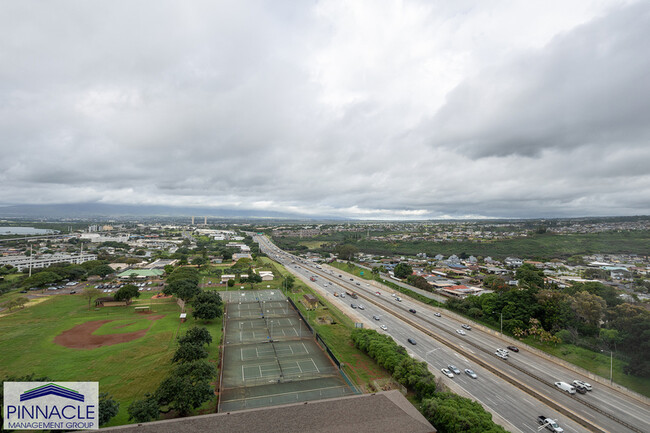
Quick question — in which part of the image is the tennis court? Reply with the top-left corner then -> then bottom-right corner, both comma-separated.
218,290 -> 355,412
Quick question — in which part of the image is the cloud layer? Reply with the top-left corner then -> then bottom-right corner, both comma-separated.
1,0 -> 648,219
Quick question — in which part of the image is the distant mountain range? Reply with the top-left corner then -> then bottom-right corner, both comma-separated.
0,203 -> 329,220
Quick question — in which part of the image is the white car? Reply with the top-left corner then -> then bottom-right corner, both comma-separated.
461,324 -> 472,330
465,369 -> 478,379
456,329 -> 466,335
572,380 -> 592,391
496,348 -> 509,355
358,304 -> 365,310
380,324 -> 388,331
441,368 -> 455,378
495,351 -> 508,359
433,312 -> 441,317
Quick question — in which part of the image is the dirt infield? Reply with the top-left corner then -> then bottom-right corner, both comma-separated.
54,315 -> 165,349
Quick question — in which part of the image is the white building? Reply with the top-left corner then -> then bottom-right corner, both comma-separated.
0,253 -> 98,271
80,233 -> 130,243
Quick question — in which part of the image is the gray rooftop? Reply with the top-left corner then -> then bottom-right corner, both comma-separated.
101,390 -> 435,433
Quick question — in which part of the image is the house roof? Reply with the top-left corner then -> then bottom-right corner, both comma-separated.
101,390 -> 435,433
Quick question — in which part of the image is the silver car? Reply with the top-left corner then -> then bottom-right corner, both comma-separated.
465,369 -> 477,379
441,368 -> 455,378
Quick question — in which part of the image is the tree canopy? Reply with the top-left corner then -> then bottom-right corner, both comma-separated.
114,284 -> 140,302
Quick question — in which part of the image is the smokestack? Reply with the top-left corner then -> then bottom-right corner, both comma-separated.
191,216 -> 195,225
204,216 -> 207,225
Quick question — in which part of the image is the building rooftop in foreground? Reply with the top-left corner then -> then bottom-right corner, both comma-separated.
102,390 -> 435,433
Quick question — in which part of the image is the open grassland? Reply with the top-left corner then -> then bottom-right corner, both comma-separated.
353,231 -> 650,259
297,240 -> 328,250
276,230 -> 650,260
0,292 -> 222,426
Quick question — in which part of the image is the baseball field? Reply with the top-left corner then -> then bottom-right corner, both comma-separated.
0,292 -> 222,426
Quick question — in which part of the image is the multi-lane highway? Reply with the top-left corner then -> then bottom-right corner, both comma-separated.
254,235 -> 650,433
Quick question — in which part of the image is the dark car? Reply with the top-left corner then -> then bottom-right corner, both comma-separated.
506,345 -> 519,352
409,308 -> 417,314
575,384 -> 587,394
19,290 -> 28,293
407,338 -> 417,345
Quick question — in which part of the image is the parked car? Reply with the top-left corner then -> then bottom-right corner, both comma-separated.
441,368 -> 455,378
506,345 -> 519,352
572,380 -> 592,391
448,365 -> 461,375
456,329 -> 466,335
465,369 -> 477,379
407,338 -> 417,345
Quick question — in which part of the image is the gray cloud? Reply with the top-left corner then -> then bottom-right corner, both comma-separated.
0,0 -> 648,219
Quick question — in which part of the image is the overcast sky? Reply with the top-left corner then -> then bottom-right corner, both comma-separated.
1,0 -> 649,220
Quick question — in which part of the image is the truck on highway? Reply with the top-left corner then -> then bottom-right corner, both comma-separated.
537,416 -> 563,432
345,291 -> 358,299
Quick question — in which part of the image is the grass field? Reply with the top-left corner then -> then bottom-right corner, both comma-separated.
0,292 -> 223,427
275,230 -> 650,260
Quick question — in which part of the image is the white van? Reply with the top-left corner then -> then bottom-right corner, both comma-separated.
554,382 -> 576,394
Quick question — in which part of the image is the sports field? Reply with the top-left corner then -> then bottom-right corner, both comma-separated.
0,292 -> 222,426
218,290 -> 354,412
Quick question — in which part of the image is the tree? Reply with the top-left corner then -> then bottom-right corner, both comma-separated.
98,392 -> 120,426
192,291 -> 223,322
169,279 -> 200,301
178,326 -> 212,346
393,263 -> 413,279
164,264 -> 174,275
191,257 -> 207,270
515,263 -> 545,288
227,279 -> 235,288
172,343 -> 208,363
155,361 -> 215,416
21,271 -> 61,288
3,297 -> 29,312
570,291 -> 606,328
89,264 -> 114,278
284,274 -> 295,291
83,287 -> 101,310
114,284 -> 140,302
335,244 -> 358,261
128,394 -> 159,423
192,302 -> 221,322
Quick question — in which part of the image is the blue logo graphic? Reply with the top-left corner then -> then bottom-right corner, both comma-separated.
19,383 -> 85,403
